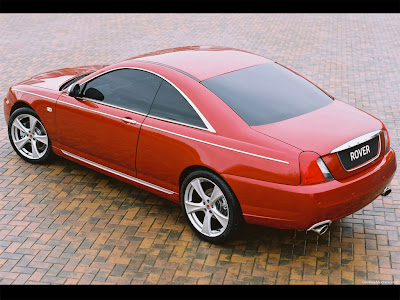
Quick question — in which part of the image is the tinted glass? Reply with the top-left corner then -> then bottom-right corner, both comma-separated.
82,69 -> 162,114
149,81 -> 206,129
202,63 -> 333,126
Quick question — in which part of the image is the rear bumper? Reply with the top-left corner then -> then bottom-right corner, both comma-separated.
222,148 -> 397,230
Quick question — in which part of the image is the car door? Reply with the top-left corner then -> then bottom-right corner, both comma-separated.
136,79 -> 212,192
55,68 -> 162,176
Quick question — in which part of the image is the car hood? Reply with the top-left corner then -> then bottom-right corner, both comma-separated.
251,100 -> 383,156
17,65 -> 105,91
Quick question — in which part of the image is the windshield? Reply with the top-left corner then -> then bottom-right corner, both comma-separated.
201,63 -> 333,126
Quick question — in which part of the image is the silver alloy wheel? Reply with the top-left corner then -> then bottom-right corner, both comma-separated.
184,177 -> 229,237
10,114 -> 49,160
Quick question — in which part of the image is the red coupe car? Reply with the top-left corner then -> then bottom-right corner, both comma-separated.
4,46 -> 397,243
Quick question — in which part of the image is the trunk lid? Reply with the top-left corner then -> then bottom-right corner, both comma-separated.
252,100 -> 384,179
252,100 -> 382,155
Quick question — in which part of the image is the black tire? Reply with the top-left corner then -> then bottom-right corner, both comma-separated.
8,107 -> 53,164
180,169 -> 244,243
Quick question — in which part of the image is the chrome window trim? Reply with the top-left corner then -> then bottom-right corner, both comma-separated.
336,133 -> 382,172
73,97 -> 211,132
11,89 -> 289,165
60,150 -> 174,195
57,99 -> 138,124
74,96 -> 148,117
330,130 -> 382,154
77,66 -> 216,133
146,114 -> 211,132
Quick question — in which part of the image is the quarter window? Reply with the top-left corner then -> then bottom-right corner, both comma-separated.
149,80 -> 206,129
81,69 -> 162,114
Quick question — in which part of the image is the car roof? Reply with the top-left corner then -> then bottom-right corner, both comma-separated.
126,46 -> 272,81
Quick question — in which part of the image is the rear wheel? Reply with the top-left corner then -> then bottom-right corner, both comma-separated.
8,107 -> 53,163
180,170 -> 243,243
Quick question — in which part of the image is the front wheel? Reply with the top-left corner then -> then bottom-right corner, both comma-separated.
180,170 -> 243,243
8,107 -> 53,164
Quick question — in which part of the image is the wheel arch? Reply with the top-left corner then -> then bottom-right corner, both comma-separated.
179,164 -> 246,242
179,164 -> 244,216
9,94 -> 57,142
179,165 -> 220,189
8,105 -> 53,164
10,101 -> 35,116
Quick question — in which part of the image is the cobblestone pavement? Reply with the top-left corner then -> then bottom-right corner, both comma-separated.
0,13 -> 399,285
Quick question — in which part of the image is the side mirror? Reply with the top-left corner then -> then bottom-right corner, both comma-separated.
84,87 -> 104,101
67,83 -> 81,98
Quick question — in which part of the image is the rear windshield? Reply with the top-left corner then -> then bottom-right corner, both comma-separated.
201,63 -> 333,126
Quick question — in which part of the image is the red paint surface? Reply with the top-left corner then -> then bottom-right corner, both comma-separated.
4,47 -> 397,230
127,45 -> 271,81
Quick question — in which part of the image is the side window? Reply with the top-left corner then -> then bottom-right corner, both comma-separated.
149,80 -> 206,129
81,69 -> 162,114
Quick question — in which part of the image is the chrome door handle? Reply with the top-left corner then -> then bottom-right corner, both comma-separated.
121,118 -> 137,124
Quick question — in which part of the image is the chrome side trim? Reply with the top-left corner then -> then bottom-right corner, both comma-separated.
74,97 -> 211,132
12,88 -> 289,165
59,97 -> 209,131
74,96 -> 148,117
141,123 -> 290,164
11,88 -> 59,102
57,99 -> 138,124
60,150 -> 174,195
78,66 -> 216,133
146,114 -> 211,132
330,130 -> 382,154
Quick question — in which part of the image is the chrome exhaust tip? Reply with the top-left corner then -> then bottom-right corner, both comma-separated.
314,224 -> 329,235
381,187 -> 391,197
307,220 -> 332,235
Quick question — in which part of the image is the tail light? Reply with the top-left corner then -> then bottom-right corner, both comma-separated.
299,151 -> 333,185
382,124 -> 390,154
